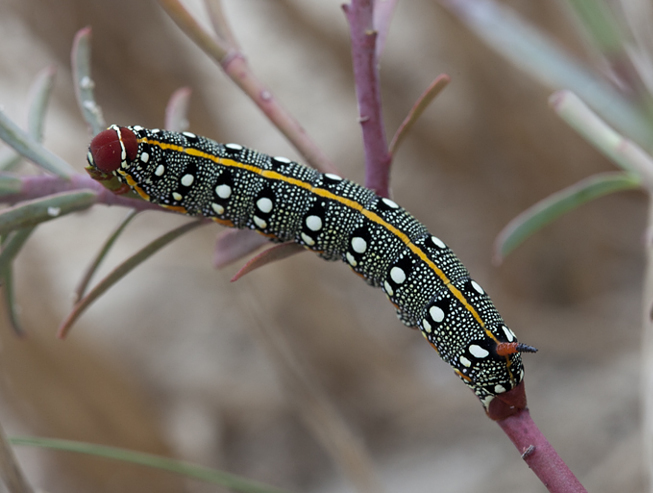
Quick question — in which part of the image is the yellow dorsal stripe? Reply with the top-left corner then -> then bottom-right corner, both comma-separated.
141,138 -> 500,344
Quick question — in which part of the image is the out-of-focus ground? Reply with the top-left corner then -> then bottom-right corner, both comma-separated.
0,1 -> 646,492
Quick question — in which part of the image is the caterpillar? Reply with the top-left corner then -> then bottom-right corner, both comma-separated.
87,124 -> 535,420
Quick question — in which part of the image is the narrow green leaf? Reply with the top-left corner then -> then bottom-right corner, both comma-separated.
1,266 -> 25,337
0,227 -> 36,276
566,0 -> 625,55
0,110 -> 76,178
0,191 -> 96,236
0,176 -> 23,196
550,90 -> 653,186
0,148 -> 22,172
74,209 -> 140,303
59,220 -> 206,338
10,436 -> 291,493
494,171 -> 640,262
72,27 -> 106,136
440,0 -> 653,147
27,65 -> 57,144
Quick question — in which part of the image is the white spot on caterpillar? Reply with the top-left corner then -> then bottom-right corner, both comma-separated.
273,156 -> 291,164
151,128 -> 161,133
429,305 -> 445,323
431,236 -> 446,248
181,174 -> 194,187
351,236 -> 367,253
155,164 -> 165,177
469,344 -> 489,359
140,152 -> 150,163
305,215 -> 322,231
324,173 -> 342,181
502,325 -> 515,342
301,232 -> 315,246
422,318 -> 432,333
346,252 -> 357,266
494,384 -> 506,394
471,280 -> 484,294
47,207 -> 61,217
172,192 -> 183,201
225,143 -> 243,151
382,198 -> 399,209
253,216 -> 267,229
459,355 -> 472,367
211,203 -> 224,215
256,197 -> 273,213
383,280 -> 394,297
390,266 -> 406,284
182,131 -> 197,139
132,125 -> 144,131
216,184 -> 232,199
482,395 -> 494,408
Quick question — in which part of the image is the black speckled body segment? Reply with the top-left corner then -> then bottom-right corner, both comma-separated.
87,125 -> 526,411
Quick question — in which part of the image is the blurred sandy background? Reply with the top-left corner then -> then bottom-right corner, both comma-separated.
0,1 -> 646,492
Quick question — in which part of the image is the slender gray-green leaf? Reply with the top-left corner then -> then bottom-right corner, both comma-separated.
10,436 -> 291,493
1,265 -> 25,337
0,176 -> 23,197
0,227 -> 36,276
0,148 -> 22,172
72,27 -> 106,136
0,110 -> 75,178
0,67 -> 57,173
27,65 -> 57,143
59,219 -> 206,338
439,0 -> 653,148
550,90 -> 653,187
0,191 -> 96,236
494,171 -> 640,262
74,209 -> 139,303
565,0 -> 625,55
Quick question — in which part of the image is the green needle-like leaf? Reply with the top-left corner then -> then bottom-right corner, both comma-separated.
0,227 -> 36,276
0,110 -> 76,178
59,219 -> 206,338
72,27 -> 106,136
27,65 -> 57,143
1,265 -> 26,337
440,0 -> 653,148
10,436 -> 292,493
74,209 -> 140,303
494,171 -> 640,263
0,191 -> 97,236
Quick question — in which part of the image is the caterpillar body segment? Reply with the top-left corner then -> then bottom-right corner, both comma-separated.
87,125 -> 533,419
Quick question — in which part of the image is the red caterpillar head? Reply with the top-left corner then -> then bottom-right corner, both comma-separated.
87,125 -> 138,173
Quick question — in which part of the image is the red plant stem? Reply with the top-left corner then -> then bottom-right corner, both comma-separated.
221,52 -> 339,176
498,409 -> 587,493
343,0 -> 392,198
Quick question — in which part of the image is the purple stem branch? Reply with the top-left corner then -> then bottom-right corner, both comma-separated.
343,0 -> 392,198
2,175 -> 165,213
498,409 -> 587,492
